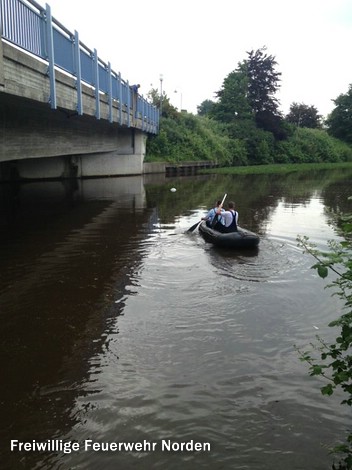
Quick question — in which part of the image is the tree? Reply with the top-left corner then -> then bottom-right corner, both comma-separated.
147,88 -> 178,119
326,85 -> 352,144
246,47 -> 286,137
211,67 -> 252,123
286,102 -> 323,128
255,109 -> 288,140
246,47 -> 281,115
197,99 -> 215,116
212,47 -> 285,138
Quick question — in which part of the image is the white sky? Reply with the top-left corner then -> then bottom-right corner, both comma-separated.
46,0 -> 352,117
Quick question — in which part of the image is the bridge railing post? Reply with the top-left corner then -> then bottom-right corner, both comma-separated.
74,30 -> 83,115
141,99 -> 145,132
0,25 -> 4,87
108,62 -> 113,123
118,72 -> 123,125
126,80 -> 130,127
45,3 -> 56,109
93,48 -> 100,119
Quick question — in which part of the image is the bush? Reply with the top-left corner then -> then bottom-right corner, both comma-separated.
275,128 -> 352,164
146,114 -> 235,165
146,113 -> 352,166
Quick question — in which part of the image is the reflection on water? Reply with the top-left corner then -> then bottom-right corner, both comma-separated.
0,169 -> 351,470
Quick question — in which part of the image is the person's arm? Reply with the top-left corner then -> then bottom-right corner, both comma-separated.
216,209 -> 229,225
202,208 -> 213,221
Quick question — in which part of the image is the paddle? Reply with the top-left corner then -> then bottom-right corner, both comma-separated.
187,193 -> 227,233
187,220 -> 202,233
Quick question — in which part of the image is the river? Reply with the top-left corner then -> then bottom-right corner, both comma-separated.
0,168 -> 351,470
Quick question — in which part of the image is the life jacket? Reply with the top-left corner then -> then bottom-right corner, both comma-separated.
228,210 -> 238,231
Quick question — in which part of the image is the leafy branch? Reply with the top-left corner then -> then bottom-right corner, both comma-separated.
296,202 -> 352,468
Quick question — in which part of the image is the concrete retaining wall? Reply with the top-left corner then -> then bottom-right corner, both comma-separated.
143,162 -> 166,174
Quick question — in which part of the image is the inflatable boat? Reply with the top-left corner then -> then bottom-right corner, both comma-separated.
198,221 -> 260,249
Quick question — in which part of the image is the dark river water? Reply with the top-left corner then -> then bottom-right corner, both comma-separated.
0,169 -> 352,470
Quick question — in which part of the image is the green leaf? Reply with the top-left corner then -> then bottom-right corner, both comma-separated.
321,384 -> 334,396
342,223 -> 352,233
334,371 -> 350,384
317,265 -> 329,279
310,365 -> 323,376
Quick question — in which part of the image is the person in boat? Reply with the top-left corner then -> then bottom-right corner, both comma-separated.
202,200 -> 225,227
213,201 -> 238,232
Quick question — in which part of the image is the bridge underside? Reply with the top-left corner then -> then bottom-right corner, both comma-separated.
0,93 -> 147,181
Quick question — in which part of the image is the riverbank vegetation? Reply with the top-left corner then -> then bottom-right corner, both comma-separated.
146,47 -> 352,166
297,200 -> 352,469
202,162 -> 352,175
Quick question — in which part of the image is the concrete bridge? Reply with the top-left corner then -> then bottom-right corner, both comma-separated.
0,0 -> 159,181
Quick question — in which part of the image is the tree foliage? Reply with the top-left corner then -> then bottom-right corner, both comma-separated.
146,47 -> 352,167
197,99 -> 215,116
211,46 -> 287,140
212,67 -> 252,122
147,88 -> 178,118
286,102 -> 323,128
326,85 -> 352,144
212,46 -> 281,123
246,47 -> 281,115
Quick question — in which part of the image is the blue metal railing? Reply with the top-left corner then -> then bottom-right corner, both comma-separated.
0,0 -> 159,133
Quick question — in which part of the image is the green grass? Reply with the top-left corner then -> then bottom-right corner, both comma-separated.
200,162 -> 352,175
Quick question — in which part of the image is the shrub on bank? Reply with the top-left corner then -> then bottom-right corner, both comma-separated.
146,114 -> 235,165
275,128 -> 352,164
146,114 -> 352,166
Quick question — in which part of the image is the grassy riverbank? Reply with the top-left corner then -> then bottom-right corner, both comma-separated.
200,161 -> 352,175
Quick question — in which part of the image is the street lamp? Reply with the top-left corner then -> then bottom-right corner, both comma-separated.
159,74 -> 163,117
174,89 -> 183,112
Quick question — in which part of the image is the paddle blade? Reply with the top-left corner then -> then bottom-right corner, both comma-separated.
187,221 -> 201,232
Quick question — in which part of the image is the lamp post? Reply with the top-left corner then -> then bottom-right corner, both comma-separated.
174,89 -> 183,112
159,74 -> 163,117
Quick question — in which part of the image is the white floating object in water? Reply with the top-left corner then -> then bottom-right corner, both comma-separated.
170,187 -> 177,192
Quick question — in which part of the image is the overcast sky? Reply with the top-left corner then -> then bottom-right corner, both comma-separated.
46,0 -> 352,117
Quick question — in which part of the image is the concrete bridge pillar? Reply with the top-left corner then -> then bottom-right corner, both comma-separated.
79,129 -> 147,177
